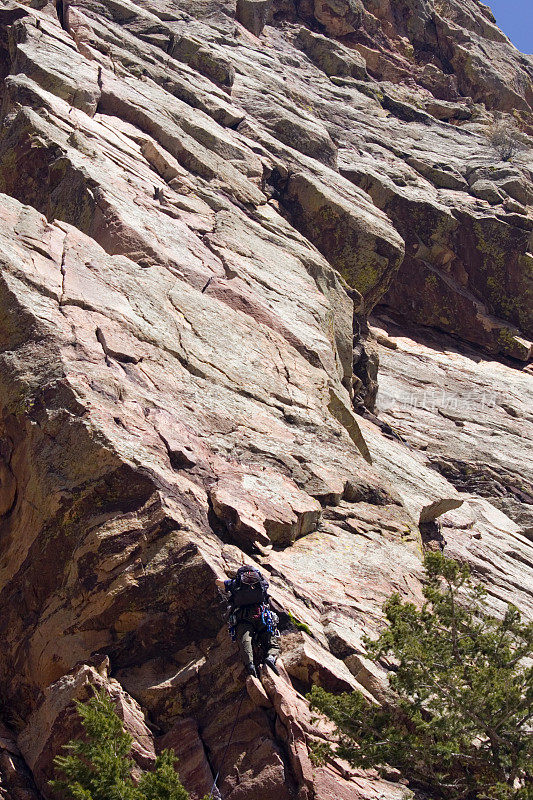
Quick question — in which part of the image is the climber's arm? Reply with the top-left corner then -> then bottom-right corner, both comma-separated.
216,578 -> 233,592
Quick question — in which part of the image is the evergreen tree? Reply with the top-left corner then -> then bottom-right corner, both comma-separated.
309,553 -> 533,799
51,690 -> 207,800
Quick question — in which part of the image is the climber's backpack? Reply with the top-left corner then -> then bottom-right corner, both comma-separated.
230,566 -> 268,608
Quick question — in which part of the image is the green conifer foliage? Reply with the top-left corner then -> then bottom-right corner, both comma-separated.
309,553 -> 533,799
50,690 -> 200,800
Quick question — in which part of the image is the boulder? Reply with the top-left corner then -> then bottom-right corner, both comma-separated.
406,157 -> 469,191
470,178 -> 504,204
169,35 -> 235,88
242,95 -> 338,166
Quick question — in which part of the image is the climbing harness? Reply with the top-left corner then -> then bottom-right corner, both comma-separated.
208,687 -> 246,800
227,604 -> 279,641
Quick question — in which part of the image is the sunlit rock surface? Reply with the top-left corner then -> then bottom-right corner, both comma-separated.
0,0 -> 531,797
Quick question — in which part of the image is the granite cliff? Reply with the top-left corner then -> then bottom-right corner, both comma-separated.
0,0 -> 531,797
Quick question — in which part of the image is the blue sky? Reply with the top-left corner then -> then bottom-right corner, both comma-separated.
486,1 -> 532,53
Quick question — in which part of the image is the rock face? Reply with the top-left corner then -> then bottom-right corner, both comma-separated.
0,720 -> 40,800
0,0 -> 531,798
373,314 -> 533,542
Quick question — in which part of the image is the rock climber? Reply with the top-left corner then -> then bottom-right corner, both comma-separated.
216,565 -> 281,679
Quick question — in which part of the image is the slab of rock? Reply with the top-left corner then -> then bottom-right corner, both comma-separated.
344,654 -> 395,706
296,27 -> 368,80
381,252 -> 533,361
247,101 -> 338,167
18,664 -> 155,794
406,157 -> 469,191
246,674 -> 272,707
314,765 -> 411,799
266,505 -> 426,653
311,0 -> 365,36
340,148 -> 532,359
7,13 -> 101,115
158,718 -> 215,799
169,35 -> 235,88
356,415 -> 463,524
259,661 -> 410,800
440,497 -> 533,616
0,2 -> 532,799
0,720 -> 40,800
209,465 -> 322,549
470,178 -> 504,204
321,607 -> 367,659
280,171 -> 405,314
374,315 -> 533,539
259,666 -> 318,799
425,99 -> 472,120
280,630 -> 375,698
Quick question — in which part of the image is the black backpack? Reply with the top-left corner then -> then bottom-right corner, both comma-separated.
230,566 -> 268,608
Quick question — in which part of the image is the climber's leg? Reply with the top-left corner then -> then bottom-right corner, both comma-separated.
234,621 -> 256,673
258,627 -> 280,674
265,629 -> 280,662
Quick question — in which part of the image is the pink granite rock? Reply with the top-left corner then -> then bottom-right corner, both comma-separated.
209,465 -> 322,549
0,1 -> 531,798
158,718 -> 215,800
17,664 -> 155,795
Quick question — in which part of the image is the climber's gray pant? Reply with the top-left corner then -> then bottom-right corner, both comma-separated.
235,620 -> 280,668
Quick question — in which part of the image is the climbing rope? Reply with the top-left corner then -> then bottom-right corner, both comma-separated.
208,686 -> 246,800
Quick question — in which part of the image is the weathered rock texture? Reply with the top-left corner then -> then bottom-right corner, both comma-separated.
0,0 -> 531,797
373,314 -> 533,541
